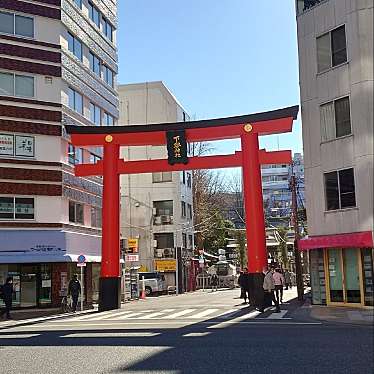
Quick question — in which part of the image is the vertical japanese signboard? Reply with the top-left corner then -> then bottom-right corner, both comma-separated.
166,130 -> 188,165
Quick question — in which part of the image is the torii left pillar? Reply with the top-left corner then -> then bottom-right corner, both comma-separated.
99,137 -> 121,311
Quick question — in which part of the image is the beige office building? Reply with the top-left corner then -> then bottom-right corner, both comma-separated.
118,82 -> 195,292
296,0 -> 373,307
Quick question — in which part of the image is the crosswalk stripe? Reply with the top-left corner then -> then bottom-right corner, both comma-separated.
214,309 -> 238,319
137,309 -> 176,319
187,309 -> 219,319
118,312 -> 147,319
69,310 -> 114,321
98,310 -> 135,320
266,310 -> 289,319
208,310 -> 261,329
163,309 -> 196,319
266,310 -> 288,319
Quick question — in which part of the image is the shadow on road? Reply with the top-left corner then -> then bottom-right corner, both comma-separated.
0,296 -> 373,373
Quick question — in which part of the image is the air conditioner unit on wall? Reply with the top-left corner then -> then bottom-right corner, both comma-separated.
161,215 -> 171,224
163,248 -> 172,257
156,249 -> 163,258
154,216 -> 162,225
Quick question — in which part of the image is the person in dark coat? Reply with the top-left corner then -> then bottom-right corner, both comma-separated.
68,274 -> 81,312
239,267 -> 251,305
0,277 -> 14,319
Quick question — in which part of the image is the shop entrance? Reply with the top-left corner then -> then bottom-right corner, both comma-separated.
20,265 -> 37,307
326,248 -> 363,306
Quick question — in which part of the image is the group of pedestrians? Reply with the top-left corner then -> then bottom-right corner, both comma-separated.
238,266 -> 293,313
0,274 -> 81,319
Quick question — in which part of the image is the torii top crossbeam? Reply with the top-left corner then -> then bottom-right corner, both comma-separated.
66,105 -> 299,312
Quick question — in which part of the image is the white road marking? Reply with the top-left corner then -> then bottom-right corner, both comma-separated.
183,332 -> 211,337
266,310 -> 289,319
187,309 -> 219,319
118,312 -> 146,319
139,309 -> 176,319
98,310 -> 136,320
69,310 -> 115,321
208,310 -> 261,329
214,309 -> 239,318
163,309 -> 196,319
0,334 -> 40,339
62,332 -> 160,338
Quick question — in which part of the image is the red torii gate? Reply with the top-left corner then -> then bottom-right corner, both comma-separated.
66,105 -> 299,311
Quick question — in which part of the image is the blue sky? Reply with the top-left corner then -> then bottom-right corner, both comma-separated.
117,0 -> 303,156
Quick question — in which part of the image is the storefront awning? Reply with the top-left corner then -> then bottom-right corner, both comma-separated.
299,231 -> 373,251
0,253 -> 102,264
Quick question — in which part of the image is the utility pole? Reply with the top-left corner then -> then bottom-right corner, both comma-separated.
290,167 -> 304,301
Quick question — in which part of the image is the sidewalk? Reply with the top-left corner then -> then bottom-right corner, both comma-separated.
306,304 -> 374,325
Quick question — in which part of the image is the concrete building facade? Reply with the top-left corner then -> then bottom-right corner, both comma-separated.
118,82 -> 195,292
296,0 -> 373,307
0,0 -> 118,308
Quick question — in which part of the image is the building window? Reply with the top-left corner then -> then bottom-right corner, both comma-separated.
88,1 -> 100,27
0,72 -> 34,98
0,11 -> 34,38
187,203 -> 192,219
152,172 -> 172,183
153,200 -> 173,216
68,87 -> 83,114
324,168 -> 356,211
154,233 -> 174,249
182,233 -> 187,249
317,25 -> 347,73
0,197 -> 34,220
73,0 -> 82,9
89,51 -> 101,76
68,144 -> 83,165
186,172 -> 192,188
181,201 -> 186,217
89,102 -> 101,126
69,201 -> 84,224
67,32 -> 83,61
320,97 -> 351,141
103,112 -> 114,126
102,17 -> 113,41
182,171 -> 186,184
103,65 -> 114,87
89,153 -> 101,163
91,206 -> 102,228
188,234 -> 193,249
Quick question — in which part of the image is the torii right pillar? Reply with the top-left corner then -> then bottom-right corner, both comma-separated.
241,126 -> 268,308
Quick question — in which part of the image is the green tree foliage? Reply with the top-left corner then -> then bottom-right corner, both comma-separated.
235,229 -> 247,268
202,212 -> 234,255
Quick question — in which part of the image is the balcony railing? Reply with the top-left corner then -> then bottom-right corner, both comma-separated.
296,0 -> 324,15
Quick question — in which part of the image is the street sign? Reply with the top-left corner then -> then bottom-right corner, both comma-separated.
125,254 -> 139,262
77,254 -> 86,267
127,238 -> 139,253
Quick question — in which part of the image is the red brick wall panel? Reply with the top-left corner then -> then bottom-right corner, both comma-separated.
0,182 -> 62,195
0,105 -> 61,122
0,119 -> 62,136
0,57 -> 61,77
0,167 -> 62,182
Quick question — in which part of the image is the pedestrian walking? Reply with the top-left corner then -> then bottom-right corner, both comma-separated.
0,277 -> 13,319
211,274 -> 219,292
239,267 -> 250,305
273,268 -> 285,304
284,269 -> 292,290
68,274 -> 81,312
259,266 -> 280,313
238,270 -> 245,299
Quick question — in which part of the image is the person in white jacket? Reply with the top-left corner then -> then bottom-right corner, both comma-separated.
260,267 -> 280,313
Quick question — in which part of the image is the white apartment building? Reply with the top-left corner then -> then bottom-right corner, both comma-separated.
0,0 -> 118,308
296,0 -> 373,307
118,82 -> 194,292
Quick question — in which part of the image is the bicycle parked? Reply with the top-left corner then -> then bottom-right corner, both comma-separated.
60,295 -> 73,313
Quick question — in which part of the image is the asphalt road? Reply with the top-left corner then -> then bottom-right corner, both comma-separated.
0,289 -> 373,374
